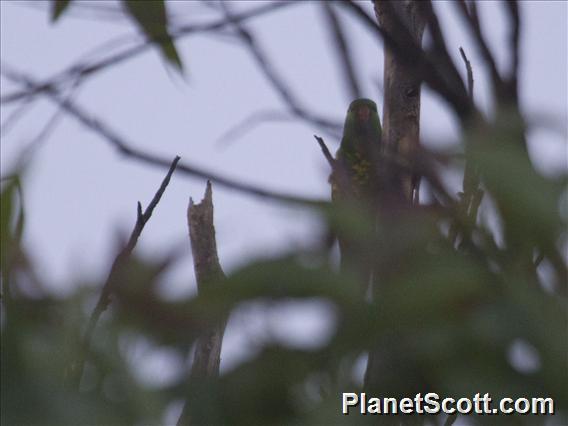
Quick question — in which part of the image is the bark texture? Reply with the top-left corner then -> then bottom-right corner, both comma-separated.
178,181 -> 226,426
365,0 -> 427,400
374,0 -> 426,203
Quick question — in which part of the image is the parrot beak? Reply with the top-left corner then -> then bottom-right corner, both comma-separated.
356,105 -> 370,123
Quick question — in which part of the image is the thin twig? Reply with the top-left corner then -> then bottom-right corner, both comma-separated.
21,80 -> 82,164
2,67 -> 324,206
459,46 -> 474,100
504,0 -> 520,98
71,155 -> 181,390
219,2 -> 340,133
449,47 -> 482,247
418,1 -> 469,106
216,110 -> 334,147
454,1 -> 505,101
313,135 -> 336,169
322,2 -> 361,100
1,2 -> 295,105
0,97 -> 34,135
19,0 -> 127,22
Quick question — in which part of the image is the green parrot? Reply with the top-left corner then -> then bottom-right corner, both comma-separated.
330,98 -> 382,282
331,98 -> 383,203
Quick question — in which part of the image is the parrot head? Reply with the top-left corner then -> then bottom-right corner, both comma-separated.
345,98 -> 380,134
344,98 -> 381,133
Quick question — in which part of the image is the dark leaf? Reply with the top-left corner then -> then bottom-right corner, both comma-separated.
0,176 -> 25,275
51,0 -> 73,22
123,0 -> 183,72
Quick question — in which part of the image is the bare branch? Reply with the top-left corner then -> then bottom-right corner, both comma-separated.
178,182 -> 227,426
459,46 -> 474,101
418,1 -> 469,106
188,182 -> 226,290
218,2 -> 340,134
1,2 -> 295,105
216,110 -> 291,145
217,110 -> 340,146
504,0 -> 520,98
0,98 -> 34,135
340,0 -> 471,120
454,1 -> 505,101
322,2 -> 362,100
1,67 -> 324,206
313,135 -> 336,169
71,155 -> 181,390
450,47 -> 483,249
18,0 -> 127,22
22,80 -> 82,163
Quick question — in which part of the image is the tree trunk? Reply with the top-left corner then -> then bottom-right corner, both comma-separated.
364,0 -> 426,400
375,0 -> 426,203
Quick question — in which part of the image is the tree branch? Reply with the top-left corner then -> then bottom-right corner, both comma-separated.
313,135 -> 336,169
417,1 -> 469,106
340,0 -> 471,120
71,155 -> 180,390
454,0 -> 505,101
218,2 -> 340,134
365,0 -> 427,395
449,47 -> 481,247
373,0 -> 426,202
459,46 -> 474,101
177,182 -> 227,426
322,2 -> 362,100
1,67 -> 324,206
1,2 -> 295,105
217,109 -> 340,146
504,0 -> 520,100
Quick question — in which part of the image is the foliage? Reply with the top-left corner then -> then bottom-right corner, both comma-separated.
2,123 -> 566,425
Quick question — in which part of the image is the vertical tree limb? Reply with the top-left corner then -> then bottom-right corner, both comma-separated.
374,0 -> 426,203
365,0 -> 427,398
178,181 -> 227,426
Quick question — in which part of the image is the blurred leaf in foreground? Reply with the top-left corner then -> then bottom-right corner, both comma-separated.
124,0 -> 184,73
50,0 -> 73,22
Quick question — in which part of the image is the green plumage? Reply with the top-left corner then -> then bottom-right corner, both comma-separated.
331,98 -> 382,202
330,99 -> 382,285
